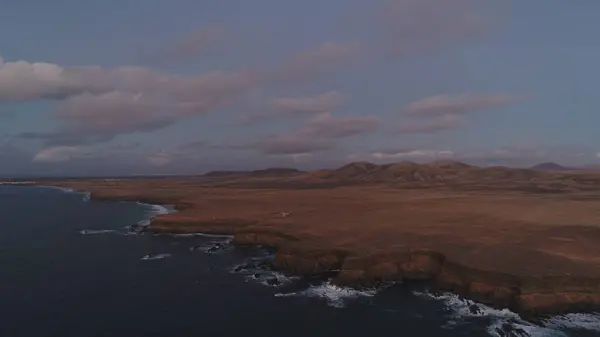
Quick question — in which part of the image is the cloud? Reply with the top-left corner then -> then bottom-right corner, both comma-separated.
57,91 -> 176,135
150,26 -> 224,62
237,91 -> 345,125
396,114 -> 467,134
0,56 -> 95,101
401,93 -> 518,117
380,0 -> 488,57
371,149 -> 455,160
255,134 -> 334,155
271,91 -> 344,115
1,54 -> 264,144
289,153 -> 313,163
272,42 -> 361,82
302,112 -> 380,138
32,146 -> 90,163
146,151 -> 172,166
242,112 -> 379,155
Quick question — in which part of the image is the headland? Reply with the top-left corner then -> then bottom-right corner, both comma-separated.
36,160 -> 600,321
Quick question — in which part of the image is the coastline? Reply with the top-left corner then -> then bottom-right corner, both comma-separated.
159,219 -> 600,322
28,184 -> 177,230
22,182 -> 600,323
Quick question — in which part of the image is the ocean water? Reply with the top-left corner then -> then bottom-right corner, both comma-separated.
1,186 -> 599,337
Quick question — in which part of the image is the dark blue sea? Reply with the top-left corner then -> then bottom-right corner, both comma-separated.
1,186 -> 599,337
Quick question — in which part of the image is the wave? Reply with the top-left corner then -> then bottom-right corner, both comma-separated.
79,229 -> 116,235
150,204 -> 171,216
42,186 -> 75,193
140,253 -> 172,261
35,185 -> 93,202
413,291 -> 600,337
135,202 -> 175,216
544,313 -> 600,332
81,192 -> 91,202
245,270 -> 299,287
275,282 -> 377,308
127,203 -> 177,232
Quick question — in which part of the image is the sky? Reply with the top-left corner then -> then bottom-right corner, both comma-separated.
1,0 -> 600,176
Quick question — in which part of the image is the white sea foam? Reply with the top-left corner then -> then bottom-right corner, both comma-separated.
140,253 -> 171,261
81,192 -> 91,202
79,229 -> 116,235
189,238 -> 233,254
126,202 -> 176,233
414,291 -> 520,322
544,312 -> 600,332
486,320 -> 566,337
135,202 -> 174,217
44,186 -> 75,193
150,204 -> 170,215
260,272 -> 299,287
245,270 -> 299,287
36,185 -> 93,202
275,282 -> 377,308
414,291 -> 600,337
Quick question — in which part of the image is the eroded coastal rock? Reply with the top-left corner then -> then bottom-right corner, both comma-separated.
273,249 -> 346,276
233,231 -> 299,248
231,229 -> 600,320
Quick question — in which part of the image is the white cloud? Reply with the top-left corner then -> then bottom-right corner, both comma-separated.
372,149 -> 455,160
401,94 -> 518,117
270,91 -> 344,115
32,146 -> 87,163
146,151 -> 172,166
0,56 -> 90,101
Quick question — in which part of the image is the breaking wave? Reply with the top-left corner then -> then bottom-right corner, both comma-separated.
42,186 -> 75,193
544,313 -> 600,333
275,282 -> 377,308
132,203 -> 176,229
141,253 -> 171,261
245,270 -> 299,288
81,192 -> 91,202
413,291 -> 600,337
79,229 -> 116,235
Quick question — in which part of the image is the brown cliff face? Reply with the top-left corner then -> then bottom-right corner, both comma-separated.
228,234 -> 600,319
333,250 -> 445,286
273,252 -> 344,276
233,232 -> 299,248
148,218 -> 257,235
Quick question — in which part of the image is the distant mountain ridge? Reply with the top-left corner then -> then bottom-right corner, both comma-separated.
198,160 -> 600,186
203,167 -> 304,178
305,160 -> 542,183
530,162 -> 573,171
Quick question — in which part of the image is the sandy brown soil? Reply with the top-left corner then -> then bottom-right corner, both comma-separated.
40,161 -> 600,319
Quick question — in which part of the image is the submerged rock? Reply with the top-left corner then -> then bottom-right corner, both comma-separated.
468,303 -> 481,315
494,322 -> 528,337
205,243 -> 225,254
266,278 -> 280,286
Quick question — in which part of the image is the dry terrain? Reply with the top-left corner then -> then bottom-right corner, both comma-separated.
40,160 -> 600,319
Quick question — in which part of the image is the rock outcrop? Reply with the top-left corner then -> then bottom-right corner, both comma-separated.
226,230 -> 600,320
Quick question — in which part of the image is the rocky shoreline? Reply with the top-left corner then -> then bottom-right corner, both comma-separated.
44,184 -> 600,323
147,217 -> 600,322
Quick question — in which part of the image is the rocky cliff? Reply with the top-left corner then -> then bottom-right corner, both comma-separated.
228,231 -> 600,321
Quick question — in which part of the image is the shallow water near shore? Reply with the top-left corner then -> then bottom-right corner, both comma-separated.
1,186 -> 598,337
